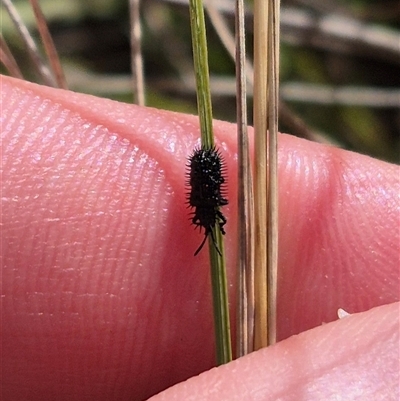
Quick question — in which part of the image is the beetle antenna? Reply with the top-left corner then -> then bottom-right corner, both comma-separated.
194,232 -> 208,256
209,228 -> 222,256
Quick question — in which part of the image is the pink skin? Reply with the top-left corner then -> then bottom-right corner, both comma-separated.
1,75 -> 399,401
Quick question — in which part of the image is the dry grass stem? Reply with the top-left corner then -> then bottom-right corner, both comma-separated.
0,34 -> 23,79
129,0 -> 145,105
266,0 -> 280,346
234,0 -> 255,357
253,0 -> 269,351
204,1 -> 323,151
29,0 -> 67,89
1,0 -> 55,86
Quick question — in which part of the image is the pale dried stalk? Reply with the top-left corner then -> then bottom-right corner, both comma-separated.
205,0 -> 256,358
253,0 -> 269,351
129,0 -> 145,105
234,0 -> 254,357
0,35 -> 23,78
29,0 -> 67,89
194,3 -> 323,146
1,0 -> 55,86
266,0 -> 280,346
205,2 -> 254,85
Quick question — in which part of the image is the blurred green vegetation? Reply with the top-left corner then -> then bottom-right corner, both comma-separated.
2,0 -> 399,162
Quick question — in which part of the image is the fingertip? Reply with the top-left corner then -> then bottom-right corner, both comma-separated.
149,302 -> 400,401
2,76 -> 399,400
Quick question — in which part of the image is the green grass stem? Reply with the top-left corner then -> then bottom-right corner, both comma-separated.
188,0 -> 232,365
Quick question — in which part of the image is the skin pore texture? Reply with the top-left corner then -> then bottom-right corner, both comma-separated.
1,75 -> 399,401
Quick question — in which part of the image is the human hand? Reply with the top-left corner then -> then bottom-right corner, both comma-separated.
2,75 -> 399,401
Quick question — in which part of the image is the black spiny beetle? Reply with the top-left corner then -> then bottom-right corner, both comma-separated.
186,146 -> 228,256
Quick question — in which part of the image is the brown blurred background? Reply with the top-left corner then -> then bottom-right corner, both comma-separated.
2,0 -> 399,162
